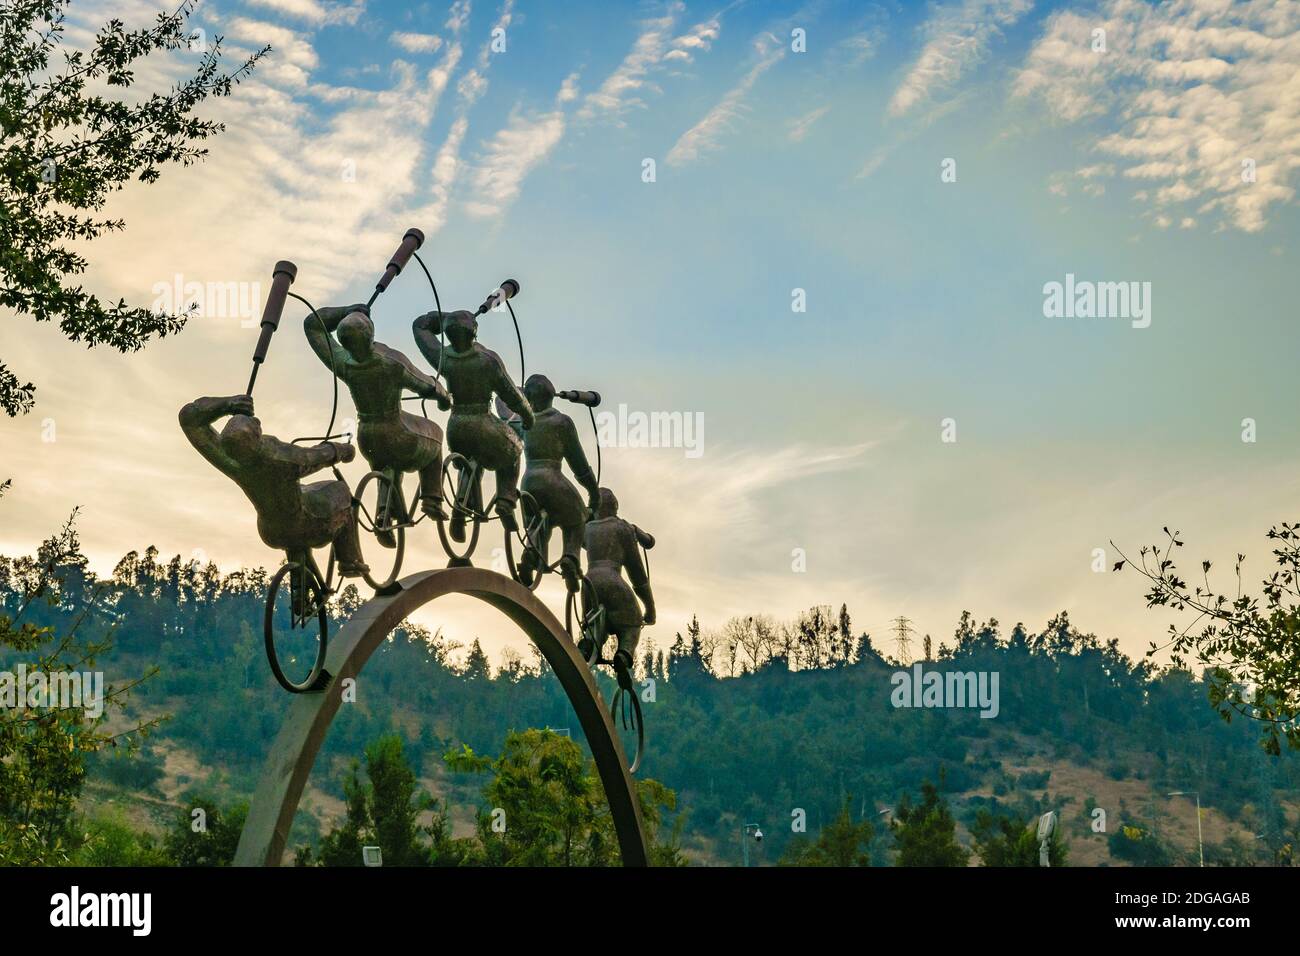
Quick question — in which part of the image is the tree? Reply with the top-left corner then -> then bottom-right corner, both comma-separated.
1114,524 -> 1300,753
0,0 -> 266,416
364,734 -> 429,866
446,729 -> 684,866
972,810 -> 1068,867
163,794 -> 247,866
780,798 -> 873,866
316,735 -> 435,866
891,779 -> 970,867
0,514 -> 161,864
316,761 -> 371,867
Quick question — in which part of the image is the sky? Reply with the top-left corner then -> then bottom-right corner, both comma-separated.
1,0 -> 1298,668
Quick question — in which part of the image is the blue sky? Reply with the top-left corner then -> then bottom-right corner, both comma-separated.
1,0 -> 1297,665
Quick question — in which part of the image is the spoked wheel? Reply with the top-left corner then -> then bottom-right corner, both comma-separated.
264,561 -> 330,693
353,470 -> 406,592
505,492 -> 548,591
610,678 -> 645,775
436,453 -> 483,564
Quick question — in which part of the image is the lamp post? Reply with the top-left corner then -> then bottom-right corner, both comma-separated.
741,822 -> 763,867
1167,791 -> 1204,867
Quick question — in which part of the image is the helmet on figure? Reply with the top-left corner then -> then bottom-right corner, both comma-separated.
523,373 -> 555,411
337,309 -> 374,361
443,310 -> 478,351
596,487 -> 619,519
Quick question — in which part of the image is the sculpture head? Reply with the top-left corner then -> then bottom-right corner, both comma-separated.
220,414 -> 263,460
443,310 -> 478,351
596,487 -> 619,519
523,373 -> 555,411
337,309 -> 374,361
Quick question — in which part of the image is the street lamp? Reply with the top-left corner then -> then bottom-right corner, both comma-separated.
741,822 -> 763,867
1167,791 -> 1204,867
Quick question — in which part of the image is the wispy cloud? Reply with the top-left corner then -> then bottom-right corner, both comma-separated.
243,0 -> 365,27
463,101 -> 567,217
1014,0 -> 1299,232
788,104 -> 830,142
578,4 -> 681,122
888,0 -> 1032,118
390,31 -> 443,53
667,34 -> 784,166
578,2 -> 730,123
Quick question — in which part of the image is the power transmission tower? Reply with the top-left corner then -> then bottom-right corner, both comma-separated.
892,616 -> 914,665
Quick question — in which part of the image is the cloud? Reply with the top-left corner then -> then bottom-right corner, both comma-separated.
445,0 -> 472,34
1014,0 -> 1299,231
666,13 -> 722,64
578,5 -> 680,122
666,34 -> 785,166
888,0 -> 1032,118
578,2 -> 727,123
788,104 -> 830,142
463,107 -> 566,218
243,0 -> 364,26
390,31 -> 443,54
557,71 -> 580,103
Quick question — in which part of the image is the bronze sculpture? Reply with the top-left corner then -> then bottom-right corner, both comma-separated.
580,488 -> 656,683
506,374 -> 600,590
304,304 -> 451,533
178,394 -> 366,580
412,309 -> 533,538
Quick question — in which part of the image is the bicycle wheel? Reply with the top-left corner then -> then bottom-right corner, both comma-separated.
611,682 -> 645,775
505,492 -> 545,590
264,561 -> 329,693
353,470 -> 405,591
436,453 -> 482,563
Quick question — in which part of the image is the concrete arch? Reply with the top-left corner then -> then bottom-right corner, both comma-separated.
233,566 -> 650,866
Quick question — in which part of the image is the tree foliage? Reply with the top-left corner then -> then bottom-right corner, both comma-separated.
1115,524 -> 1300,753
0,0 -> 266,416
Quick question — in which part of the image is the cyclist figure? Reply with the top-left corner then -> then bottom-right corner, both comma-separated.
581,487 -> 656,688
411,309 -> 534,538
178,394 -> 367,582
304,304 -> 450,535
505,374 -> 599,591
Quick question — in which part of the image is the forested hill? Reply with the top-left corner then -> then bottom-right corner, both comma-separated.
4,542 -> 1298,866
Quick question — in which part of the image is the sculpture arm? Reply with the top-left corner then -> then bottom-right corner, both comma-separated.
561,416 -> 599,505
178,395 -> 245,475
623,523 -> 655,623
492,355 -> 534,429
398,353 -> 451,407
411,311 -> 449,369
268,436 -> 354,478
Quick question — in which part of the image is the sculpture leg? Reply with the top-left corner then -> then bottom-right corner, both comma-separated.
558,521 -> 582,592
417,447 -> 446,520
333,514 -> 367,578
613,627 -> 640,691
493,453 -> 521,532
